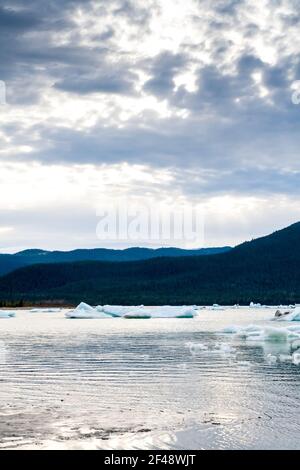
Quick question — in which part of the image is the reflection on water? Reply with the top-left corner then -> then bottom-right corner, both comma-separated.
0,308 -> 299,450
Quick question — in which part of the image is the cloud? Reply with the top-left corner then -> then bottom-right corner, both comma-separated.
55,70 -> 138,95
0,0 -> 300,248
0,6 -> 41,30
144,51 -> 188,97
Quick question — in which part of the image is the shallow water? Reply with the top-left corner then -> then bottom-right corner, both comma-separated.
0,308 -> 299,450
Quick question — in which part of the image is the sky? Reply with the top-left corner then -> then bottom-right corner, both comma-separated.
0,0 -> 300,252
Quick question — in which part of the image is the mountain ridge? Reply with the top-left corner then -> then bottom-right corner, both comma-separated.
0,222 -> 299,305
0,246 -> 231,276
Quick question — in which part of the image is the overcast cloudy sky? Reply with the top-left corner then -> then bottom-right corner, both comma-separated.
0,0 -> 300,251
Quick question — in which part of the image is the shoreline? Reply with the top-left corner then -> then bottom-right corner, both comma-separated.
0,304 -> 74,310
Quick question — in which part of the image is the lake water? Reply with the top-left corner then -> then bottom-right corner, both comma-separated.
0,308 -> 299,450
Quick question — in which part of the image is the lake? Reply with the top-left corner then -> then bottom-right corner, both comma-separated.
0,307 -> 299,450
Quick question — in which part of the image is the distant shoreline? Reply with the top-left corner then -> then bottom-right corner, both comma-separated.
0,304 -> 74,310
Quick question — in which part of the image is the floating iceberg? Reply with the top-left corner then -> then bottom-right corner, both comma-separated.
266,353 -> 277,364
144,306 -> 196,318
186,342 -> 208,355
260,327 -> 299,343
113,305 -> 197,318
222,324 -> 300,343
210,304 -> 225,311
101,305 -> 144,317
65,303 -> 111,319
249,302 -> 262,308
186,341 -> 235,356
66,303 -> 197,319
222,325 -> 240,334
0,311 -> 15,318
30,308 -> 62,313
123,310 -> 152,319
274,307 -> 300,322
292,350 -> 300,365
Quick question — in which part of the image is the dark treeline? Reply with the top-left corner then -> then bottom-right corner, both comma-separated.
0,222 -> 299,306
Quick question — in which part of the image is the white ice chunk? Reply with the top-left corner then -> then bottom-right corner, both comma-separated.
292,350 -> 300,365
250,302 -> 262,308
210,304 -> 225,310
186,342 -> 208,355
276,307 -> 300,322
30,308 -> 61,313
256,327 -> 297,343
222,322 -> 300,345
102,305 -> 144,317
221,325 -> 240,334
65,302 -> 111,319
0,311 -> 15,318
146,306 -> 196,318
266,354 -> 277,364
68,304 -> 197,319
103,305 -> 196,319
291,339 -> 300,351
123,309 -> 152,319
215,342 -> 236,354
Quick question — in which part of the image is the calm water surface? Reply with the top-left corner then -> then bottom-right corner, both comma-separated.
0,308 -> 299,450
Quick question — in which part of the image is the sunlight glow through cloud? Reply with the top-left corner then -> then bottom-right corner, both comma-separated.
0,0 -> 299,249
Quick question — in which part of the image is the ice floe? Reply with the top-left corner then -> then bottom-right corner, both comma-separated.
186,342 -> 208,355
209,304 -> 225,311
101,305 -> 144,317
274,306 -> 300,322
65,303 -> 111,319
0,311 -> 15,318
122,310 -> 152,319
186,341 -> 235,356
66,303 -> 198,319
222,324 -> 300,343
30,308 -> 62,313
140,306 -> 196,318
292,351 -> 300,365
219,321 -> 300,366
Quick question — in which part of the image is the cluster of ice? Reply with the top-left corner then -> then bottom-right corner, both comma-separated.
30,308 -> 62,313
66,303 -> 198,319
274,306 -> 300,322
209,304 -> 225,311
186,341 -> 236,356
65,303 -> 112,319
0,311 -> 15,318
186,342 -> 208,354
221,323 -> 300,366
222,324 -> 300,342
266,351 -> 300,366
101,305 -> 137,317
